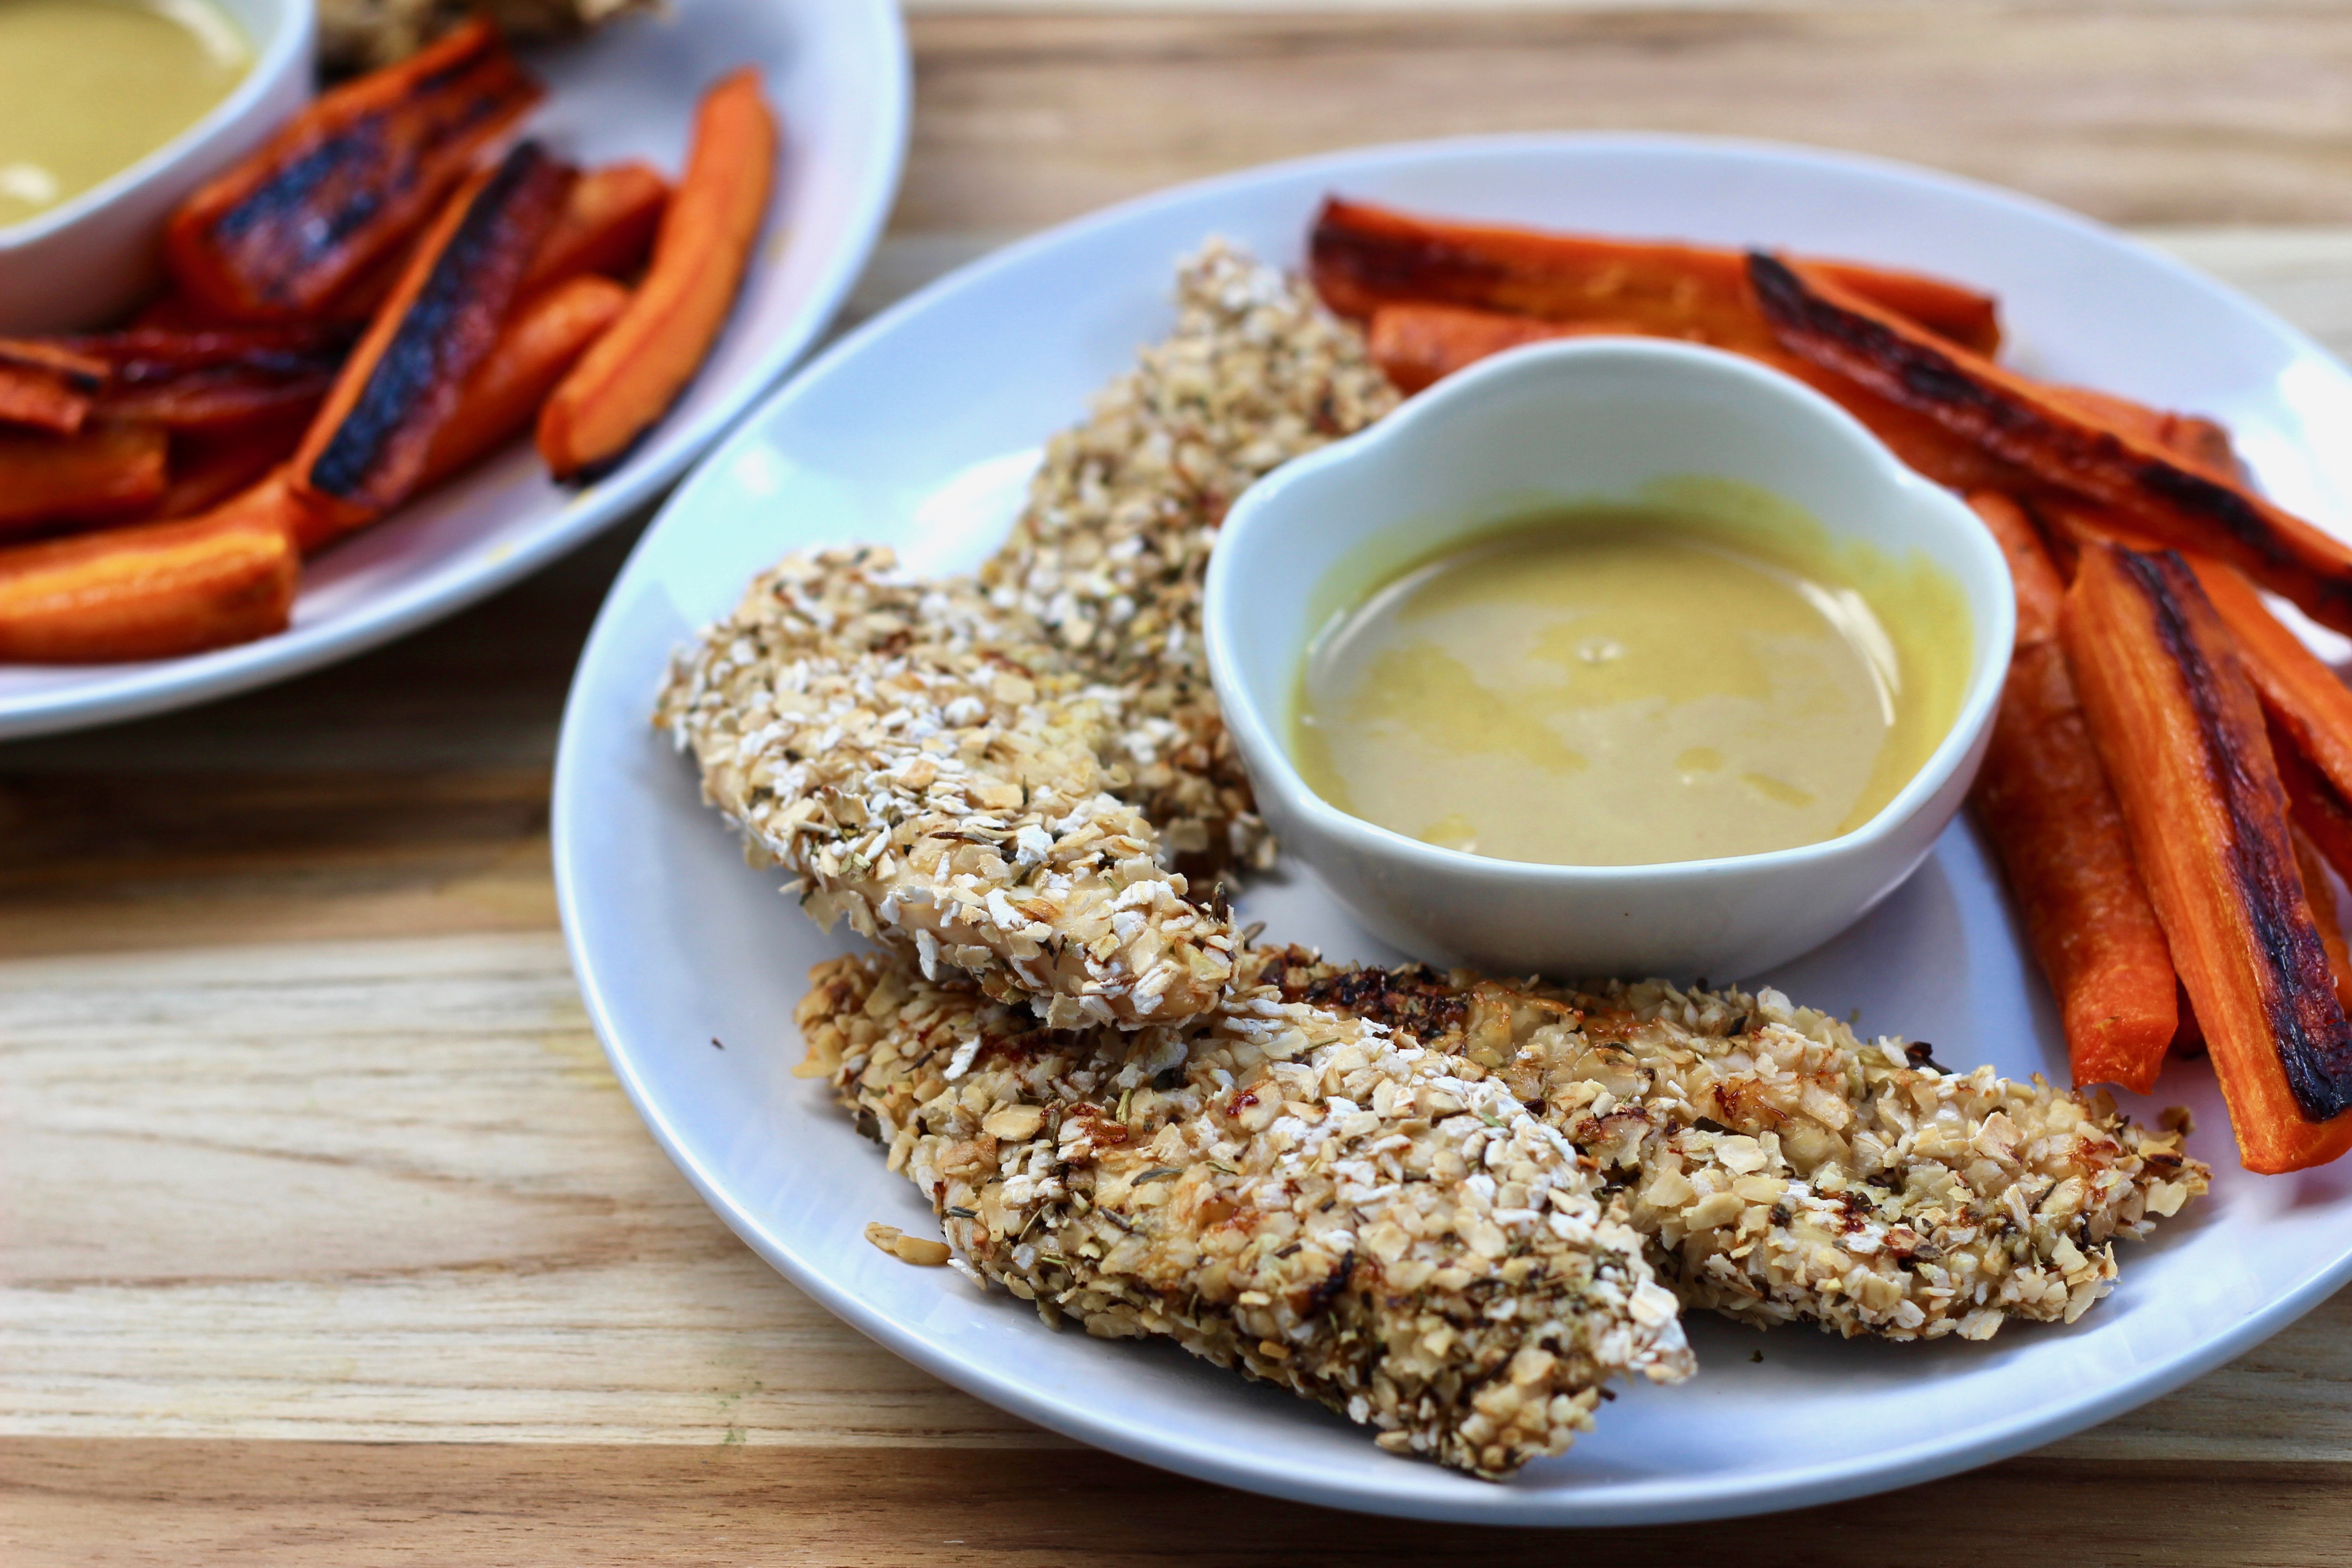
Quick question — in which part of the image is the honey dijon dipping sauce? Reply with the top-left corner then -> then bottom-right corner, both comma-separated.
1290,501 -> 1970,867
0,0 -> 251,229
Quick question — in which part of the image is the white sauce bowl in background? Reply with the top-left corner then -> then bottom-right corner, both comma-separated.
0,0 -> 313,332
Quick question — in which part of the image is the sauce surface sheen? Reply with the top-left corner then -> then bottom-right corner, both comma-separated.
1291,507 -> 1966,867
0,0 -> 250,230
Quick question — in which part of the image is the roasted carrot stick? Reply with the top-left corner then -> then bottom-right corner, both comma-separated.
1968,492 -> 2067,644
0,425 -> 169,535
1365,303 -> 1646,393
1750,253 -> 2352,638
537,69 -> 775,482
1311,196 -> 2003,354
0,483 -> 300,662
71,325 -> 350,430
2064,541 -> 2352,1170
521,162 -> 670,294
0,340 -> 108,435
2276,714 -> 2352,882
2297,827 -> 2352,1015
165,20 -> 541,321
147,416 -> 310,521
417,275 -> 630,488
1966,495 -> 2178,1090
1357,299 -> 2032,493
292,142 -> 576,544
2186,556 -> 2352,815
2052,385 -> 2242,481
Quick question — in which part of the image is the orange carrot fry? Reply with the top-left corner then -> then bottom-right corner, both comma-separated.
418,275 -> 630,488
1750,253 -> 2352,638
292,142 -> 575,545
0,340 -> 108,434
165,21 -> 541,322
2297,827 -> 2352,1015
1356,299 -> 2031,493
2053,385 -> 2243,480
2190,558 -> 2352,815
1967,495 -> 2177,1091
1365,303 -> 1644,394
0,485 -> 299,662
149,416 -> 310,521
1967,492 -> 2066,645
0,424 -> 169,535
1311,196 -> 2002,354
521,162 -> 670,294
538,69 -> 775,482
2064,541 -> 2352,1171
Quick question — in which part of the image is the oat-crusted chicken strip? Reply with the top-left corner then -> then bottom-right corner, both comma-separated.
978,240 -> 1400,873
1289,963 -> 2210,1341
659,244 -> 1397,1025
658,549 -> 1241,1029
796,949 -> 1694,1479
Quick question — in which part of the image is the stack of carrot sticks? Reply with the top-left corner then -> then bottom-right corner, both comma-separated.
0,20 -> 776,665
1308,196 -> 2352,1172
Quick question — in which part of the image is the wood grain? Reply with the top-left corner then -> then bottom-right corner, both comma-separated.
4,1444 -> 2339,1567
901,8 -> 2352,234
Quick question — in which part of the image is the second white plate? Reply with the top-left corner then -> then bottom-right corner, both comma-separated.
554,135 -> 2352,1525
0,0 -> 906,740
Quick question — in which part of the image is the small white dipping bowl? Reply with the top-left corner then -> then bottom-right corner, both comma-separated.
0,0 -> 314,332
1204,337 -> 2015,981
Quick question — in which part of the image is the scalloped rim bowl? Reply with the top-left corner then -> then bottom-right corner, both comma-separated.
1205,335 -> 2017,979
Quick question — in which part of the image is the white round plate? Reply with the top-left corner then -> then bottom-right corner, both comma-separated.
0,0 -> 906,740
553,136 -> 2352,1526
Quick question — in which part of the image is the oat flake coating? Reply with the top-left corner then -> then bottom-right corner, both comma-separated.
1286,963 -> 2209,1340
658,243 -> 1397,1026
657,549 -> 1240,1028
796,949 -> 1694,1480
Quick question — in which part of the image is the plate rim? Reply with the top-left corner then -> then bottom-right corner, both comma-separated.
554,129 -> 2352,1525
0,0 -> 910,743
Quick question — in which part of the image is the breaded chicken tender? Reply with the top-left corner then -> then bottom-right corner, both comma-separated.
1287,963 -> 2209,1340
660,244 -> 1397,1025
657,551 -> 1240,1028
796,948 -> 1694,1479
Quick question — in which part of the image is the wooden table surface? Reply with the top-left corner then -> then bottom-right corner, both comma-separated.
14,6 -> 2352,1562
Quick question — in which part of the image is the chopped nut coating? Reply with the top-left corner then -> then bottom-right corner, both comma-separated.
799,949 -> 1694,1479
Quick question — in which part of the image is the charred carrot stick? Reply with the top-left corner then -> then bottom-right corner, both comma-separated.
0,340 -> 109,435
0,425 -> 169,535
2276,714 -> 2352,883
165,20 -> 541,322
1358,299 -> 2032,493
69,325 -> 351,430
292,142 -> 575,544
1749,253 -> 2352,638
1968,492 -> 2067,644
1967,495 -> 2178,1091
0,482 -> 299,662
521,162 -> 670,294
2037,494 -> 2352,832
2064,541 -> 2352,1170
537,69 -> 775,482
417,275 -> 629,488
1365,303 -> 1645,393
1311,196 -> 2003,354
2296,827 -> 2352,1015
147,416 -> 310,521
2052,385 -> 2242,481
2184,555 -> 2352,814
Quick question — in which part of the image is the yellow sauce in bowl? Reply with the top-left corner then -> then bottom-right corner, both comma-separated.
0,0 -> 251,230
1290,500 -> 1970,867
